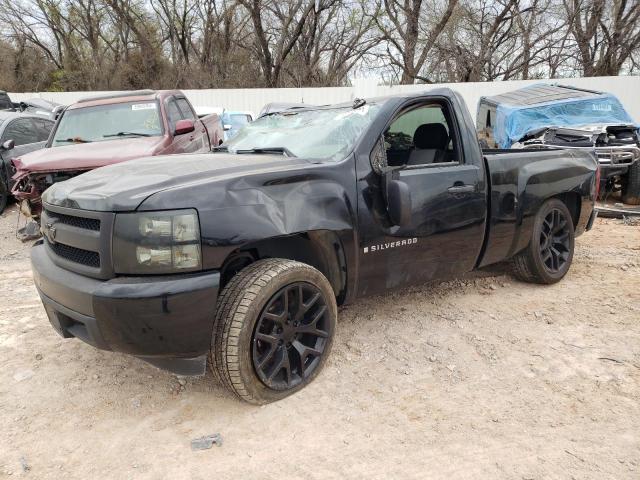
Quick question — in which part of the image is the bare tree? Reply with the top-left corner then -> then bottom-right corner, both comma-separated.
284,0 -> 377,86
237,0 -> 340,87
191,0 -> 257,87
564,0 -> 640,76
373,0 -> 459,84
0,0 -> 637,92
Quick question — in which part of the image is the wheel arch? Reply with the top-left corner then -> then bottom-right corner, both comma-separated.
219,230 -> 348,304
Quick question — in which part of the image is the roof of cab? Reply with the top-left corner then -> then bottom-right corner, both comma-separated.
68,90 -> 182,110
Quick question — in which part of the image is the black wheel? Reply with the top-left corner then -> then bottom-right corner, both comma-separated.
0,177 -> 8,215
511,199 -> 575,284
210,258 -> 336,404
621,161 -> 640,205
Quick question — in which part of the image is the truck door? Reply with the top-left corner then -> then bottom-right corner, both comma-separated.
356,98 -> 487,296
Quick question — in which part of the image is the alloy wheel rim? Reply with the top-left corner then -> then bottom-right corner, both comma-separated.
252,282 -> 330,391
539,208 -> 570,273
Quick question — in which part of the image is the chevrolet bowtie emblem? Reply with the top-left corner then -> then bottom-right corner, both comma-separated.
42,221 -> 57,244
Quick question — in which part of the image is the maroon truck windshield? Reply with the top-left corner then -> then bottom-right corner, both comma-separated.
52,101 -> 163,145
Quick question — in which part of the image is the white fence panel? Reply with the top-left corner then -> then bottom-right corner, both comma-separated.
8,76 -> 640,124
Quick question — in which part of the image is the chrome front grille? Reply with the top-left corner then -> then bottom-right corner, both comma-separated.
41,204 -> 116,279
594,146 -> 640,165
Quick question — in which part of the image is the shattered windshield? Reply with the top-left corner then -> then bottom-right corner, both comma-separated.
224,103 -> 381,160
52,101 -> 163,145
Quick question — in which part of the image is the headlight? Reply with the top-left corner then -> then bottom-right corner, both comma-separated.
113,209 -> 202,274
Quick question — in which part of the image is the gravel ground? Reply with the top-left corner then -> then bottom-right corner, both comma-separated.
0,202 -> 639,479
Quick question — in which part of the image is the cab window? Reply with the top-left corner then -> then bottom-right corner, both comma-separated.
166,99 -> 182,133
176,98 -> 197,121
385,103 -> 459,167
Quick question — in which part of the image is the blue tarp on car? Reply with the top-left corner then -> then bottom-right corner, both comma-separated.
490,86 -> 637,148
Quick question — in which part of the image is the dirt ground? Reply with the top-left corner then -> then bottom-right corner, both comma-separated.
0,203 -> 638,479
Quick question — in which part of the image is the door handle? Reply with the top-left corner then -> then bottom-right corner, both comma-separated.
447,184 -> 475,194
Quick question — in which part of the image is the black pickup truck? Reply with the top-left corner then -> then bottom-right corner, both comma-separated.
31,89 -> 599,403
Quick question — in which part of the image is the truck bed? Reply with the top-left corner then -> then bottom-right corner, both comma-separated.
478,148 -> 598,268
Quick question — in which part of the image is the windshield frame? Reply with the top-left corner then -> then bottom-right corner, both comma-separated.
222,102 -> 383,162
48,99 -> 164,147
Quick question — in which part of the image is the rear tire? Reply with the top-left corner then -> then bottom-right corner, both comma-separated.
209,258 -> 337,404
621,161 -> 640,205
511,199 -> 575,284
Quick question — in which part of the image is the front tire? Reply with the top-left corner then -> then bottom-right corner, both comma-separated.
511,199 -> 575,284
210,259 -> 337,404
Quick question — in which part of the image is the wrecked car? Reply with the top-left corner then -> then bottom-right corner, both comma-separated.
0,111 -> 55,213
477,84 -> 640,205
11,90 -> 223,219
31,88 -> 598,404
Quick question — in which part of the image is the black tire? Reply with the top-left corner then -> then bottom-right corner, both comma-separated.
511,198 -> 575,284
0,177 -> 8,215
621,161 -> 640,205
210,258 -> 337,404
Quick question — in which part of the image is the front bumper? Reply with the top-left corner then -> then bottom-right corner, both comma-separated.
31,243 -> 220,375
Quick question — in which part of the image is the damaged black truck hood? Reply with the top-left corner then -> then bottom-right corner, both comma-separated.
42,150 -> 358,272
42,152 -> 315,212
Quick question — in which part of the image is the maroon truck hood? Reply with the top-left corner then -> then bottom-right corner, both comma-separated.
12,136 -> 167,174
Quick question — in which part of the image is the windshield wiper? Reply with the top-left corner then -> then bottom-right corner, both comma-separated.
212,145 -> 228,152
55,137 -> 92,143
103,131 -> 152,138
235,147 -> 297,157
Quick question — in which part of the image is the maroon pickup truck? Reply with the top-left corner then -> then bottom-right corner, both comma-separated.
11,90 -> 222,218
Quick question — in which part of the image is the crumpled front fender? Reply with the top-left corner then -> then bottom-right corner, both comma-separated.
138,157 -> 359,271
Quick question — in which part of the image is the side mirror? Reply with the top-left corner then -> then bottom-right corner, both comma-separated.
386,178 -> 412,227
1,139 -> 15,151
174,119 -> 195,136
223,124 -> 232,131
